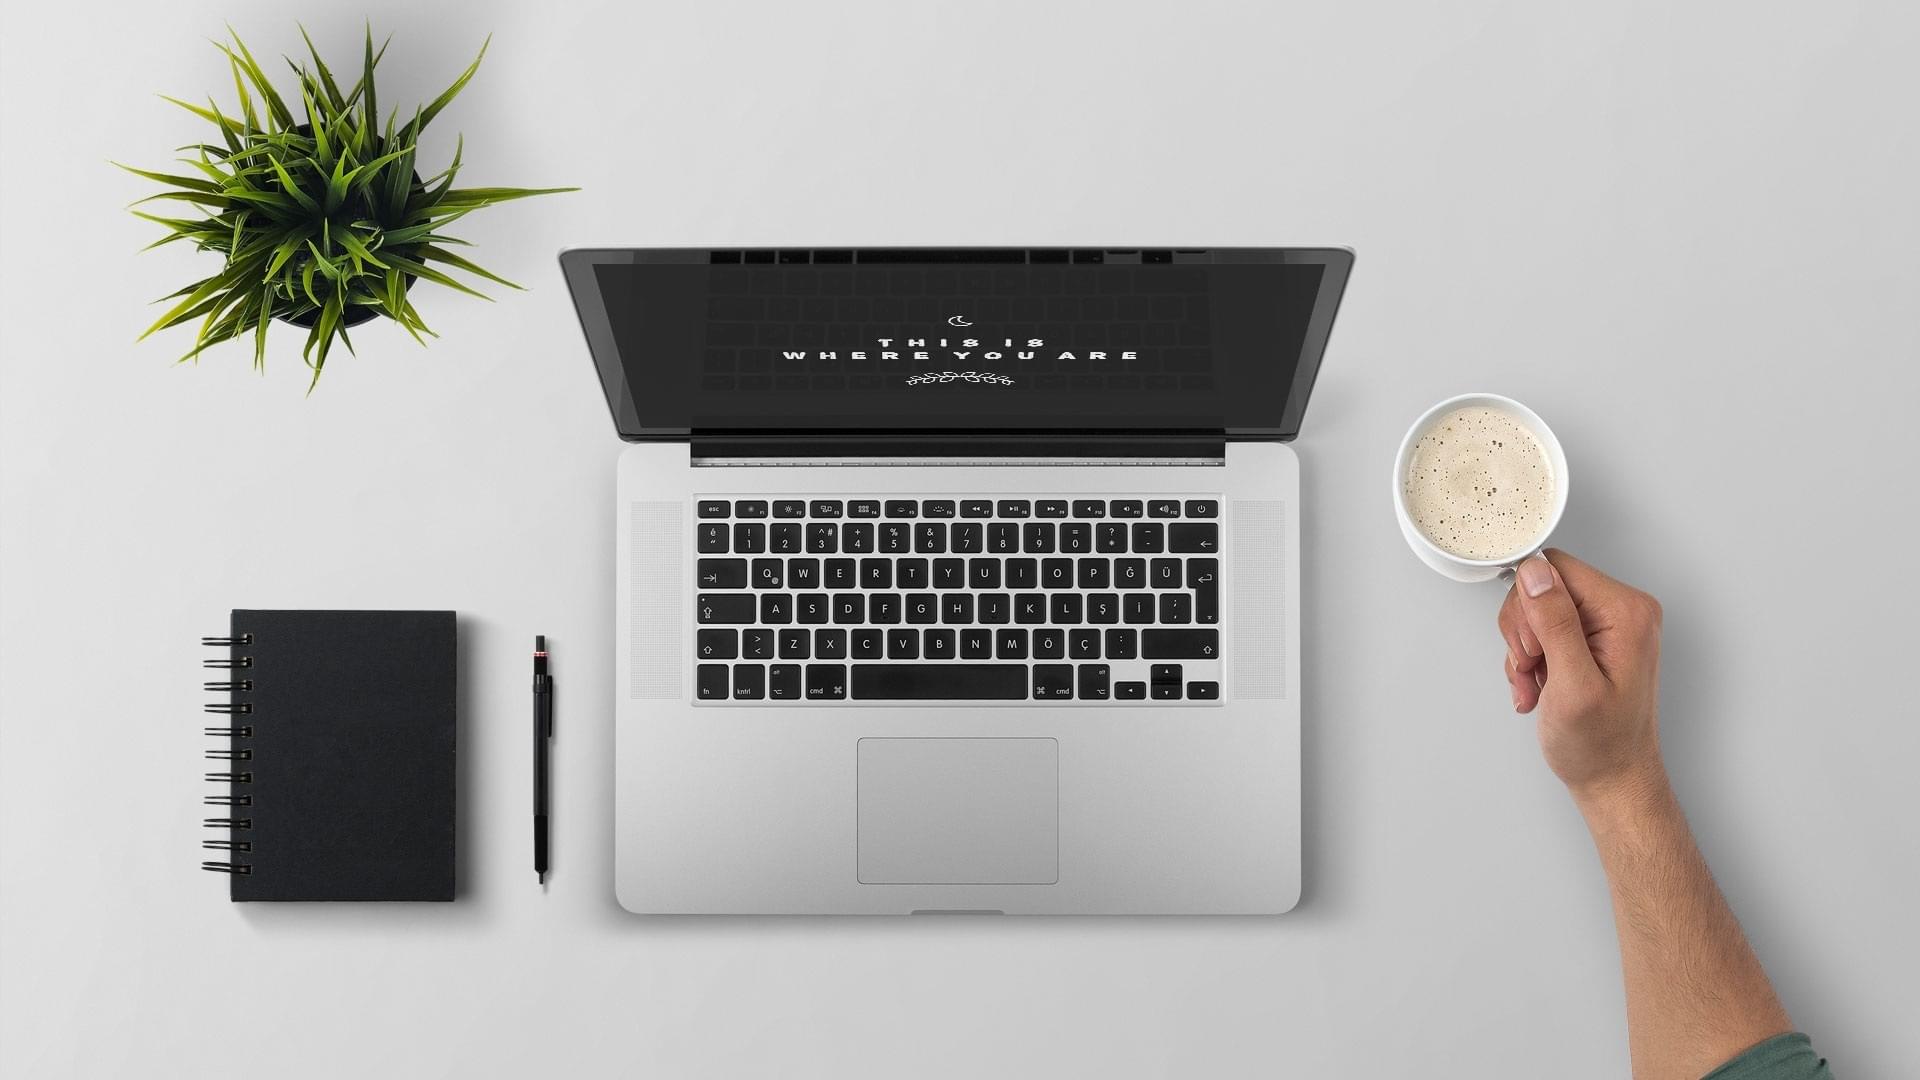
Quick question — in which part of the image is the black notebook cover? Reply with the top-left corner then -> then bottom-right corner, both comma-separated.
211,610 -> 456,901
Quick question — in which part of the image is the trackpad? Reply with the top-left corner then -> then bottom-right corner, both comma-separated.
858,738 -> 1059,885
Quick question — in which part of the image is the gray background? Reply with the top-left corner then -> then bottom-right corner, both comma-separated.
3,1 -> 1915,1076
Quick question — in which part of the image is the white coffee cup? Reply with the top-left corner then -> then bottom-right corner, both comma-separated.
1392,393 -> 1569,583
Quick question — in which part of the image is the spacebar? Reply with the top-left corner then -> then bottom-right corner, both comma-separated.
852,665 -> 1029,700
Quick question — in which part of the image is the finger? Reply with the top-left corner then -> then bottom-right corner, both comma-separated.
1515,553 -> 1603,685
1506,652 -> 1541,713
1498,587 -> 1542,671
1540,548 -> 1618,610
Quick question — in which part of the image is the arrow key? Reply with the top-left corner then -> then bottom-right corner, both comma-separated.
697,559 -> 748,588
1169,523 -> 1218,553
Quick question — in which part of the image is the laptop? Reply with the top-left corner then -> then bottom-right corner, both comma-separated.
560,247 -> 1353,914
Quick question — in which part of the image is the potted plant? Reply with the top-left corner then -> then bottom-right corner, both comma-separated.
121,26 -> 575,389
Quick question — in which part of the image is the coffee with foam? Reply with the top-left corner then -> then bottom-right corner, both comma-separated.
1403,405 -> 1556,560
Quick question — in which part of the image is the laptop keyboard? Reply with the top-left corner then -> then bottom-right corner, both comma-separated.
692,496 -> 1223,704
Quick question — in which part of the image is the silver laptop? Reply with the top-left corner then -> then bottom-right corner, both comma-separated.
561,247 -> 1353,914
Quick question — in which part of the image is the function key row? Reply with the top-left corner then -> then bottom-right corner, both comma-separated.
697,498 -> 1218,520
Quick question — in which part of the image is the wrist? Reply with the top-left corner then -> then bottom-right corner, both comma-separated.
1571,762 -> 1674,835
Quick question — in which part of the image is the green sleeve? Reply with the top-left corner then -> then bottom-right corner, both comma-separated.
1701,1033 -> 1832,1080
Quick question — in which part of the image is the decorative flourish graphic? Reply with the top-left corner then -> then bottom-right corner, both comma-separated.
946,314 -> 973,327
905,370 -> 1015,386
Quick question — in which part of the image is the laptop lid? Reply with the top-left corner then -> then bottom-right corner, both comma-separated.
559,247 -> 1352,443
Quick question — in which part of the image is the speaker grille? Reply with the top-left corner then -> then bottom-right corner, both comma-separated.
1230,500 -> 1287,699
630,502 -> 684,699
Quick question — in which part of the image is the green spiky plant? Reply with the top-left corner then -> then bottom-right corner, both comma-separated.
121,26 -> 575,389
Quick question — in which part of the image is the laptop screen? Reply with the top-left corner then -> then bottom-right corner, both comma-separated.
560,248 -> 1352,441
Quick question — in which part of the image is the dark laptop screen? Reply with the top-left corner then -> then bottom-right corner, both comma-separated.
561,248 -> 1352,440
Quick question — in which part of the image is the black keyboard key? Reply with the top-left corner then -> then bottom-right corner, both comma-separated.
734,523 -> 767,553
923,500 -> 956,519
759,593 -> 792,623
961,500 -> 995,518
697,523 -> 729,553
774,500 -> 808,519
833,594 -> 865,624
841,523 -> 874,553
807,523 -> 838,554
848,499 -> 882,518
1110,500 -> 1143,518
969,558 -> 1002,589
1050,594 -> 1083,624
1036,500 -> 1070,518
1151,558 -> 1181,589
1106,628 -> 1139,659
951,523 -> 984,553
697,629 -> 738,660
1123,594 -> 1155,624
959,629 -> 993,658
809,499 -> 843,518
732,664 -> 766,700
1022,522 -> 1056,553
697,595 -> 756,623
1169,523 -> 1218,554
870,594 -> 901,624
697,500 -> 731,519
1041,558 -> 1074,589
996,500 -> 1031,519
1078,664 -> 1111,701
1004,558 -> 1036,590
851,628 -> 884,659
1033,629 -> 1066,659
1078,558 -> 1111,589
1189,558 -> 1219,624
987,523 -> 1019,553
697,664 -> 730,700
735,500 -> 769,519
1151,664 -> 1183,699
789,558 -> 820,589
778,628 -> 811,658
996,628 -> 1030,659
1159,594 -> 1191,624
1096,522 -> 1129,553
933,559 -> 965,590
887,629 -> 920,659
860,558 -> 892,589
769,522 -> 803,554
1130,522 -> 1164,553
698,558 -> 747,589
1115,680 -> 1147,700
824,559 -> 857,590
1115,558 -> 1147,589
1187,681 -> 1219,700
1142,629 -> 1219,659
1072,500 -> 1106,518
924,629 -> 956,659
1069,629 -> 1102,659
1147,499 -> 1181,519
797,594 -> 829,624
752,559 -> 783,589
879,523 -> 911,553
979,594 -> 1011,624
743,629 -> 774,660
1184,500 -> 1218,518
1033,664 -> 1074,699
768,664 -> 802,700
906,593 -> 938,624
943,594 -> 974,623
884,499 -> 919,518
1014,594 -> 1047,625
916,522 -> 947,553
897,558 -> 929,589
852,664 -> 1027,700
1059,523 -> 1091,554
1087,594 -> 1120,624
806,664 -> 847,700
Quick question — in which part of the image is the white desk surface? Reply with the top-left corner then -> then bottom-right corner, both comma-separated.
4,2 -> 1916,1076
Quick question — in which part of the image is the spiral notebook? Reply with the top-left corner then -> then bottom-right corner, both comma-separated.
202,610 -> 457,901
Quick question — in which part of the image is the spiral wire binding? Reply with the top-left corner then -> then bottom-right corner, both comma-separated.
201,633 -> 253,876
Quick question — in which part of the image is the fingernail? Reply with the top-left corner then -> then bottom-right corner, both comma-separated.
1510,683 -> 1523,710
1518,554 -> 1554,598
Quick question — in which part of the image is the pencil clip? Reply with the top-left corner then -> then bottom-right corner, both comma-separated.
203,726 -> 252,738
204,818 -> 252,829
205,772 -> 251,784
201,861 -> 252,875
204,794 -> 252,806
203,657 -> 251,669
205,748 -> 251,761
201,635 -> 253,646
204,702 -> 253,715
202,839 -> 252,852
204,680 -> 252,692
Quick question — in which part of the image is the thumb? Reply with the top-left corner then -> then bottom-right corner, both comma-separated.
1514,553 -> 1601,682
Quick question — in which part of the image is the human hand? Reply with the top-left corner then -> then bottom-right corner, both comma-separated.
1497,550 -> 1666,803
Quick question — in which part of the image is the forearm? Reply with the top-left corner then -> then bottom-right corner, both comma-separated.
1578,768 -> 1793,1080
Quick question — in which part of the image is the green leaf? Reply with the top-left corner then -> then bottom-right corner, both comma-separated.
381,252 -> 493,301
297,24 -> 348,111
419,244 -> 523,290
418,36 -> 488,131
222,30 -> 294,129
335,227 -> 390,269
267,157 -> 319,213
114,162 -> 222,193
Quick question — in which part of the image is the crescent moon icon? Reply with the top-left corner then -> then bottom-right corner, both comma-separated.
947,315 -> 972,327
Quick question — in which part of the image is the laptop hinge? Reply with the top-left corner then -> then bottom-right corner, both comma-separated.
688,434 -> 1227,466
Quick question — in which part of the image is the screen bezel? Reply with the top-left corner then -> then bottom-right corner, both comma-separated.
557,246 -> 1354,442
